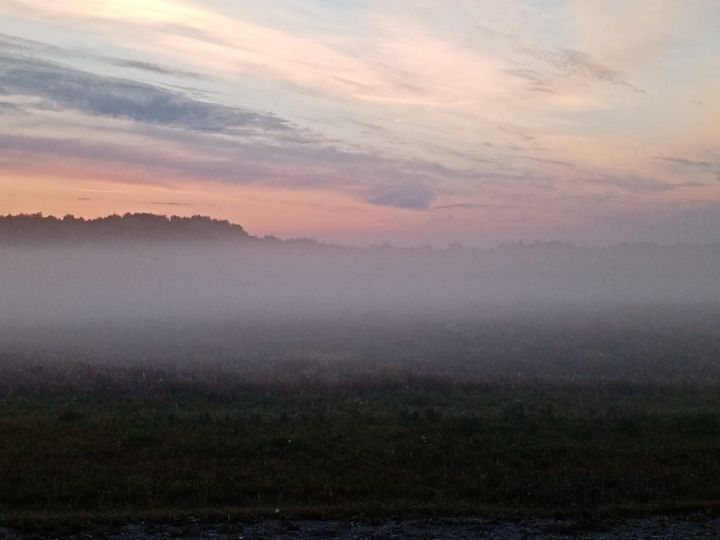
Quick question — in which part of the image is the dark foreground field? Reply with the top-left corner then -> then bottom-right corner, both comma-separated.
2,309 -> 720,536
4,362 -> 720,535
6,516 -> 720,539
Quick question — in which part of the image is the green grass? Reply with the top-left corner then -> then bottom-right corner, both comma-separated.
2,365 -> 720,527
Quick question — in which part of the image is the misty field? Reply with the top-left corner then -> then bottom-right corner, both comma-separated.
3,313 -> 720,530
2,219 -> 720,531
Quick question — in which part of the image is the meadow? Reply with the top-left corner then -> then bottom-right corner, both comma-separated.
2,310 -> 720,531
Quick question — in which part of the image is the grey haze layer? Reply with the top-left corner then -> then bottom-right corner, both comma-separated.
2,240 -> 720,381
1,241 -> 718,324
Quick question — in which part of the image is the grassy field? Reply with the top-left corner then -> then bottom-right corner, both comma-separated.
3,361 -> 720,529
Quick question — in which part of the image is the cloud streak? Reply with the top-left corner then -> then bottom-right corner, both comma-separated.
0,54 -> 293,135
106,58 -> 205,80
433,203 -> 512,211
579,174 -> 706,195
517,46 -> 644,93
654,156 -> 714,170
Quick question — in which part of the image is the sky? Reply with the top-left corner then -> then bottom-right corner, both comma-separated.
0,0 -> 719,246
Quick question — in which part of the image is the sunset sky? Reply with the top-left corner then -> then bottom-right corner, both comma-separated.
1,1 -> 719,246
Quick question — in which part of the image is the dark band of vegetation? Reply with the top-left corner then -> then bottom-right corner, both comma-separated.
3,360 -> 720,526
0,213 -> 253,243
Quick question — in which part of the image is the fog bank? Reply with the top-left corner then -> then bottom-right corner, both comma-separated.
2,241 -> 719,323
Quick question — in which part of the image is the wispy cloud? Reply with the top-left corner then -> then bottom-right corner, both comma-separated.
0,53 -> 292,136
105,58 -> 205,80
579,174 -> 704,194
433,203 -> 511,211
519,46 -> 644,93
521,156 -> 575,168
148,201 -> 193,207
366,178 -> 436,210
654,156 -> 713,169
0,31 -> 206,80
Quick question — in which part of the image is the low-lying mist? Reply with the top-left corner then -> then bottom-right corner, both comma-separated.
2,230 -> 720,382
3,241 -> 719,322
